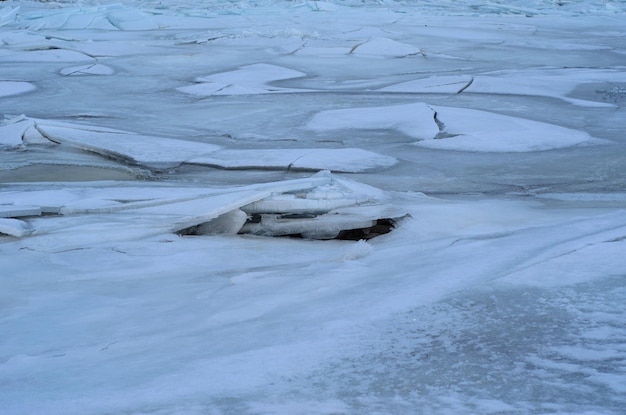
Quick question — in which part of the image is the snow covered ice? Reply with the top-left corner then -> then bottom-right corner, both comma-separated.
1,0 -> 626,414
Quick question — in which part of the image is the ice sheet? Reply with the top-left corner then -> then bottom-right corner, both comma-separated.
35,122 -> 221,170
1,1 -> 626,414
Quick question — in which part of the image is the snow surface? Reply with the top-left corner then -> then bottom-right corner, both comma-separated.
2,0 -> 626,414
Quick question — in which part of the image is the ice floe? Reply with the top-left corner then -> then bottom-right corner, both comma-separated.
34,121 -> 222,171
307,102 -> 601,152
2,116 -> 395,173
177,63 -> 308,96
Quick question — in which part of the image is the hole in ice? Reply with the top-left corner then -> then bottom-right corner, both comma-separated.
333,218 -> 397,241
175,173 -> 407,241
178,212 -> 401,241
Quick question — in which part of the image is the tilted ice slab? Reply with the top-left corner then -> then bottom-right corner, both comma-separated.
307,102 -> 599,152
380,68 -> 626,107
34,122 -> 221,171
0,116 -> 33,149
0,172 -> 402,241
0,204 -> 42,218
177,63 -> 308,96
0,176 -> 331,240
306,102 -> 439,140
0,218 -> 33,237
0,81 -> 35,98
189,148 -> 397,173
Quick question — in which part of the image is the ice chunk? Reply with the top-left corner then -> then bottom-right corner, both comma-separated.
306,102 -> 438,140
123,190 -> 283,234
241,175 -> 384,215
239,175 -> 405,239
0,5 -> 19,27
349,37 -> 422,58
178,209 -> 248,236
0,218 -> 33,237
0,81 -> 36,97
242,195 -> 363,215
0,116 -> 34,149
189,148 -> 397,173
0,205 -> 42,218
35,122 -> 221,170
177,63 -> 308,96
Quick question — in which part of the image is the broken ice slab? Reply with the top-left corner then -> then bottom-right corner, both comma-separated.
241,175 -> 387,215
177,63 -> 309,96
2,172 -> 404,241
0,218 -> 34,237
189,148 -> 397,173
235,175 -> 406,240
0,205 -> 42,218
36,123 -> 221,171
179,209 -> 248,236
242,194 -> 365,215
0,116 -> 34,149
125,189 -> 274,234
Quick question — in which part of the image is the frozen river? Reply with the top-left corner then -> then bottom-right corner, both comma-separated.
1,1 -> 626,414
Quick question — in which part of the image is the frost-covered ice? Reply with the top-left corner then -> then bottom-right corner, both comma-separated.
1,0 -> 626,414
